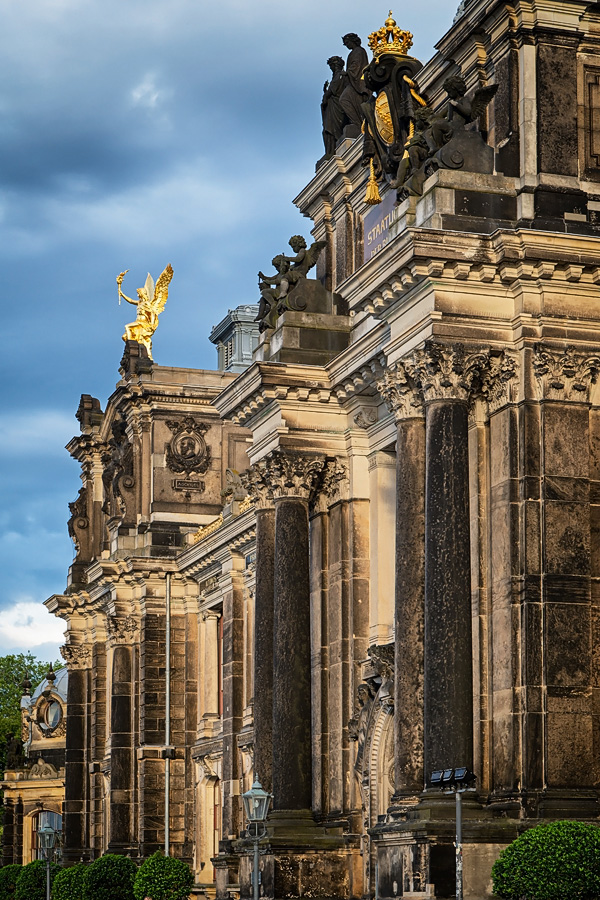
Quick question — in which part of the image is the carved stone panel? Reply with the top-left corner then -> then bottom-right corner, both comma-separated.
165,416 -> 211,476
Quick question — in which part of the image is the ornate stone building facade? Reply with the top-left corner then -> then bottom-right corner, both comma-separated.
48,1 -> 600,897
2,668 -> 67,865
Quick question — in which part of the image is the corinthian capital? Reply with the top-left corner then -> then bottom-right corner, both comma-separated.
240,461 -> 274,510
480,351 -> 519,413
377,362 -> 424,420
312,457 -> 349,513
106,615 -> 139,646
264,450 -> 327,501
405,341 -> 491,404
60,643 -> 92,670
533,344 -> 600,401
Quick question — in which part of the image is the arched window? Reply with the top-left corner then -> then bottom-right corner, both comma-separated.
30,810 -> 62,862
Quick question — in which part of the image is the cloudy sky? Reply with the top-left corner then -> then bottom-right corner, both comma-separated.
0,0 -> 460,664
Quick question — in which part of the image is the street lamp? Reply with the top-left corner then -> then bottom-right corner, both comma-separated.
242,778 -> 272,900
428,767 -> 476,900
37,821 -> 57,900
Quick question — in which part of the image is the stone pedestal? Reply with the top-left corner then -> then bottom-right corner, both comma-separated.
254,280 -> 350,367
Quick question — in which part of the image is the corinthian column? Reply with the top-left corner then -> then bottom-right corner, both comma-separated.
406,342 -> 491,777
378,364 -> 425,798
268,451 -> 326,812
60,642 -> 92,862
241,463 -> 275,793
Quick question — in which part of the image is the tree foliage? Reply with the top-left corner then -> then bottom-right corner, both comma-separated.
133,851 -> 193,900
492,819 -> 600,900
0,864 -> 21,900
14,859 -> 59,900
0,653 -> 62,772
82,854 -> 137,900
52,862 -> 86,900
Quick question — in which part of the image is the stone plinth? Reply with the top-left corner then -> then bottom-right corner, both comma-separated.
254,279 -> 350,366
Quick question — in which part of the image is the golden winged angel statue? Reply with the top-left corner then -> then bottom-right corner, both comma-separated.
117,264 -> 173,359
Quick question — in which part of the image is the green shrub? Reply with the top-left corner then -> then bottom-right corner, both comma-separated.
133,852 -> 193,900
0,864 -> 21,899
82,854 -> 136,900
52,862 -> 86,900
492,819 -> 600,900
15,859 -> 59,900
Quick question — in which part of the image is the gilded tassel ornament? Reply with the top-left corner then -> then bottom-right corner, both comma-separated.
364,159 -> 382,205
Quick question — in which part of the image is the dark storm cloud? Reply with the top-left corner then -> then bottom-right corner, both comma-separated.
0,0 -> 458,652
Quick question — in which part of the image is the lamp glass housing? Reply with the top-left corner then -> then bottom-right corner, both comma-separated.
242,779 -> 271,823
37,822 -> 56,852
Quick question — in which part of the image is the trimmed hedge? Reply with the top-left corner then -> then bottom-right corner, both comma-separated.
133,852 -> 193,900
0,864 -> 21,900
82,854 -> 136,900
492,819 -> 600,900
52,862 -> 86,900
14,859 -> 59,900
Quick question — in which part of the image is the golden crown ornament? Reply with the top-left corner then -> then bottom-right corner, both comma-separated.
368,11 -> 413,59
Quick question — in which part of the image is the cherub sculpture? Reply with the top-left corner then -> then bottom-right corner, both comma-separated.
117,264 -> 173,359
256,255 -> 291,332
255,236 -> 326,331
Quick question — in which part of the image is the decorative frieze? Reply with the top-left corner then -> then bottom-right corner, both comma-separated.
60,643 -> 92,670
106,615 -> 139,646
533,344 -> 600,401
377,363 -> 424,420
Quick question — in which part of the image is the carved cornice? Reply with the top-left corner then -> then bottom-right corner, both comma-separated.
264,451 -> 327,501
404,341 -> 491,404
106,615 -> 139,646
377,362 -> 424,420
533,344 -> 600,402
60,643 -> 92,670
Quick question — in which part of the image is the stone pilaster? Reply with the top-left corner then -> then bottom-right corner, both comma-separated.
378,363 -> 425,797
2,798 -> 14,865
241,464 -> 275,793
106,616 -> 139,856
269,451 -> 326,812
14,798 -> 22,866
406,342 -> 491,776
60,642 -> 92,862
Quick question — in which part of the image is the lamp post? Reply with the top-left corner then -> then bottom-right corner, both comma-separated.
37,821 -> 57,900
428,767 -> 476,900
242,778 -> 272,900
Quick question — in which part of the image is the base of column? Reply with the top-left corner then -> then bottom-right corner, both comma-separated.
62,847 -> 93,865
228,811 -> 360,900
106,841 -> 139,858
371,794 -> 518,900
